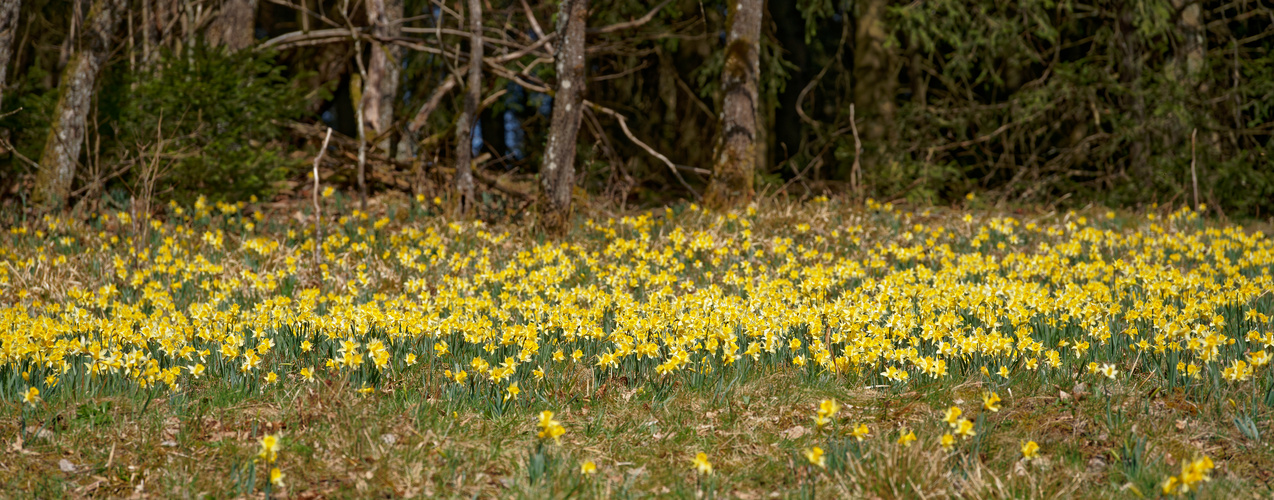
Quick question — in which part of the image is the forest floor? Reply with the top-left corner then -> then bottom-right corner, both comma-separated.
2,195 -> 1273,498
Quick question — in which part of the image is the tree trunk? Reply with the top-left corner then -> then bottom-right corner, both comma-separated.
1173,0 -> 1207,206
207,0 -> 257,51
33,0 -> 123,212
540,0 -> 587,233
1173,0 -> 1205,80
454,0 -> 482,215
139,0 -> 156,67
848,0 -> 897,182
705,0 -> 762,209
0,0 -> 20,110
362,0 -> 403,154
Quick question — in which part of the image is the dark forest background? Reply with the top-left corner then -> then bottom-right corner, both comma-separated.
1,0 -> 1272,221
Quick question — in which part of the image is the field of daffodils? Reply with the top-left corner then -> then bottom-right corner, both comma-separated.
2,195 -> 1271,498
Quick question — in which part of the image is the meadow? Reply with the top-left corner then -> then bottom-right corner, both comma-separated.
1,194 -> 1272,498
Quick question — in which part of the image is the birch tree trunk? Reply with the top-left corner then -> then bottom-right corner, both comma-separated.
0,0 -> 20,110
362,0 -> 403,154
33,0 -> 124,212
207,0 -> 258,51
704,0 -> 762,209
454,0 -> 482,214
539,0 -> 587,233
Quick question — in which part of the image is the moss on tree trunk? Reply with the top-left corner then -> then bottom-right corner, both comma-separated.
705,0 -> 763,210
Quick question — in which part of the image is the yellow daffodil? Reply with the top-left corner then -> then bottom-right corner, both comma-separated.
258,434 -> 280,463
692,452 -> 713,475
188,364 -> 205,378
1021,440 -> 1040,461
852,423 -> 870,441
816,399 -> 841,428
898,430 -> 917,447
982,391 -> 1001,412
536,411 -> 566,443
804,447 -> 826,468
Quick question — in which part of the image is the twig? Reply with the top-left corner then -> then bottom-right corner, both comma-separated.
0,134 -> 39,171
519,0 -> 554,53
352,36 -> 369,212
408,74 -> 459,133
313,127 -> 333,266
926,112 -> 1041,154
1190,128 -> 1199,211
850,104 -> 862,197
587,0 -> 673,34
795,19 -> 849,130
479,88 -> 509,111
587,100 -> 699,199
590,60 -> 651,82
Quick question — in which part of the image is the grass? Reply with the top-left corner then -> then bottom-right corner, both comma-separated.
1,194 -> 1272,498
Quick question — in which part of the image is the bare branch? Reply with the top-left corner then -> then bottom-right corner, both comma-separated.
587,100 -> 700,198
312,127 -> 332,266
407,73 -> 459,134
519,0 -> 554,53
258,28 -> 353,50
588,0 -> 673,34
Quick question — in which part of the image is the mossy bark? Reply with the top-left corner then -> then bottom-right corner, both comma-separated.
206,0 -> 258,51
33,0 -> 123,213
705,0 -> 763,210
0,0 -> 20,110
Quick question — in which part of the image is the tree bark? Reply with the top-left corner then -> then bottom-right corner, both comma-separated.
207,0 -> 258,51
34,0 -> 124,212
540,0 -> 587,233
1173,0 -> 1205,80
454,0 -> 482,215
704,0 -> 763,209
848,0 -> 897,181
362,0 -> 403,154
0,0 -> 20,110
